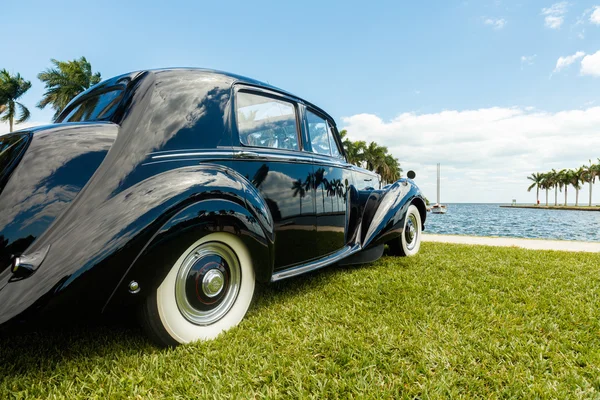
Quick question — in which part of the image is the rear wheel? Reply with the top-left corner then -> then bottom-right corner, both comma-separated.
388,204 -> 422,257
140,233 -> 255,346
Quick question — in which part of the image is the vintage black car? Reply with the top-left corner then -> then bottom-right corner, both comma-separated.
0,69 -> 426,346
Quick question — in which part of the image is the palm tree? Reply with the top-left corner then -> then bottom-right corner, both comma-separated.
338,130 -> 401,182
540,172 -> 551,206
379,153 -> 402,184
364,142 -> 387,172
346,140 -> 367,167
340,130 -> 363,166
582,160 -> 598,207
313,168 -> 327,212
335,179 -> 344,211
546,169 -> 560,206
0,70 -> 31,132
37,57 -> 102,120
291,179 -> 306,215
559,169 -> 574,206
572,167 -> 585,206
527,172 -> 544,205
595,160 -> 600,206
326,180 -> 336,212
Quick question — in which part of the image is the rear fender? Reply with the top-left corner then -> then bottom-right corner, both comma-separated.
0,163 -> 274,326
103,195 -> 273,312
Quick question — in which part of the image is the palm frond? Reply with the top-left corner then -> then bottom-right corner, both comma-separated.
15,102 -> 30,124
37,56 -> 102,119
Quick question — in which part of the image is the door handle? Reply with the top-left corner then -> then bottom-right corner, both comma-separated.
364,178 -> 373,182
234,150 -> 260,159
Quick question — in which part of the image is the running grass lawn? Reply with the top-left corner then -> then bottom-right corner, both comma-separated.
2,243 -> 600,399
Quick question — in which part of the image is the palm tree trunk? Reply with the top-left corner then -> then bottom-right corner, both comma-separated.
9,116 -> 13,133
554,185 -> 558,206
564,187 -> 568,206
545,188 -> 549,206
536,187 -> 539,205
590,180 -> 593,207
576,188 -> 579,206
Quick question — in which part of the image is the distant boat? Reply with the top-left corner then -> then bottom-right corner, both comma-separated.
431,163 -> 447,214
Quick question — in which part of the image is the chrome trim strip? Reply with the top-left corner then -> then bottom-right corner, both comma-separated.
231,147 -> 313,162
271,244 -> 361,281
151,151 -> 230,159
149,148 -> 315,164
141,158 -> 230,166
149,146 -> 232,155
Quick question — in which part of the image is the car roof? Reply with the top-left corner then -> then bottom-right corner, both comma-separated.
103,68 -> 338,126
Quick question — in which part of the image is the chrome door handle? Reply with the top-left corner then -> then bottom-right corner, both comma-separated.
234,150 -> 260,159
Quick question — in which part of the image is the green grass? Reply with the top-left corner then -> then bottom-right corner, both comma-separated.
2,243 -> 600,399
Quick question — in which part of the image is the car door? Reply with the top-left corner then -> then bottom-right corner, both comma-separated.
230,87 -> 318,270
304,107 -> 354,257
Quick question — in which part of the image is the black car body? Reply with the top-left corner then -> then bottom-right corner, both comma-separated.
0,69 -> 426,345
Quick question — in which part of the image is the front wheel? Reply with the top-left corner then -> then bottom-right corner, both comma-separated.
140,233 -> 255,347
388,204 -> 422,257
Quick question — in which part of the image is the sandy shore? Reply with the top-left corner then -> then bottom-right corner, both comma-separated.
422,233 -> 600,253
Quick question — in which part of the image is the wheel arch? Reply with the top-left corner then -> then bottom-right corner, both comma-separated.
103,196 -> 274,313
410,196 -> 427,229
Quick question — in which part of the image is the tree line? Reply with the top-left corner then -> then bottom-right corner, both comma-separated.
339,130 -> 402,184
1,57 -> 403,183
0,57 -> 101,132
527,161 -> 600,207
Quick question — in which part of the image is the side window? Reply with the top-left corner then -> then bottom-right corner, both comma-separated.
327,122 -> 343,159
236,92 -> 299,151
306,110 -> 330,156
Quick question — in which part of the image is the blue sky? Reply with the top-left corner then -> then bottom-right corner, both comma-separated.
3,0 -> 600,202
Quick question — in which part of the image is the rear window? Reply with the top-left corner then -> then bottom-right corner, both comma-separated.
57,87 -> 124,123
0,133 -> 28,166
0,132 -> 30,191
236,91 -> 299,151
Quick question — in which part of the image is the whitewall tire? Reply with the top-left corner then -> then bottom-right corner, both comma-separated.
141,233 -> 255,346
388,204 -> 422,257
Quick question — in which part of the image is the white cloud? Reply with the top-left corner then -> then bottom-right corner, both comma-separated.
520,55 -> 536,66
554,51 -> 585,72
545,15 -> 565,28
341,106 -> 600,203
591,6 -> 600,24
542,2 -> 569,29
484,17 -> 507,29
581,50 -> 600,76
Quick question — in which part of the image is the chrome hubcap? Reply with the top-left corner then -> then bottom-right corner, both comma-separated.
202,269 -> 225,298
175,242 -> 241,326
405,214 -> 418,250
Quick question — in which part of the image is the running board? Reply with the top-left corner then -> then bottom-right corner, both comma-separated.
271,244 -> 361,282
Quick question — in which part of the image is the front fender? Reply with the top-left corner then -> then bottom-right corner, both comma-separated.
359,178 -> 426,249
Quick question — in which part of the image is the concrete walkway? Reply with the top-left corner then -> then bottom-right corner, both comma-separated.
422,234 -> 600,253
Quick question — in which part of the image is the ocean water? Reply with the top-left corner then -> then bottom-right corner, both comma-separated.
425,203 -> 600,242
